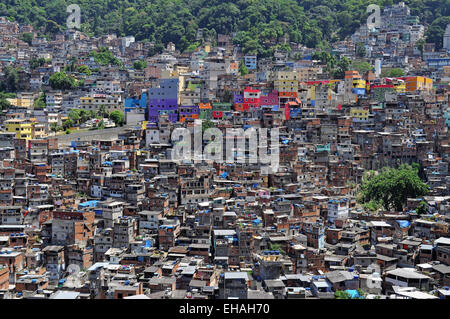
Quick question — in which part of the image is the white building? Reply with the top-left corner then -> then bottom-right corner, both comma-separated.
145,125 -> 160,146
409,24 -> 425,43
327,198 -> 349,223
46,91 -> 63,112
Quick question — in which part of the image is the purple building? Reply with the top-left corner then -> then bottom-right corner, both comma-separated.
148,78 -> 179,123
233,93 -> 243,104
179,105 -> 200,122
260,90 -> 279,107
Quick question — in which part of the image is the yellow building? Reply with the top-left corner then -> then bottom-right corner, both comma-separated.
80,96 -> 94,110
297,67 -> 321,81
32,123 -> 46,139
352,79 -> 366,89
5,119 -> 34,140
271,71 -> 299,98
443,66 -> 450,77
171,65 -> 190,77
80,95 -> 121,112
350,108 -> 369,121
310,85 -> 315,100
394,81 -> 406,93
140,121 -> 148,130
6,98 -> 33,108
405,76 -> 433,92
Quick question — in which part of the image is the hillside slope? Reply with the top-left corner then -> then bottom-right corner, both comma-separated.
2,0 -> 449,53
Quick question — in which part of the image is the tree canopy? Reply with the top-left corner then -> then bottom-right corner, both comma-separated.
356,42 -> 367,58
0,92 -> 15,111
69,109 -> 95,125
90,47 -> 122,66
109,110 -> 125,126
49,72 -> 77,90
4,0 -> 447,53
133,60 -> 148,70
358,164 -> 429,212
0,66 -> 19,93
33,92 -> 46,109
239,61 -> 249,76
20,32 -> 33,45
380,68 -> 405,77
30,57 -> 48,70
352,61 -> 373,75
202,119 -> 215,133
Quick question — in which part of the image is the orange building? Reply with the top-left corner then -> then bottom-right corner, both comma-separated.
405,76 -> 433,92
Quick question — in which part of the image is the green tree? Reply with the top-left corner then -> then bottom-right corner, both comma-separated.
425,16 -> 450,50
390,68 -> 404,77
30,57 -> 47,70
33,92 -> 46,109
239,61 -> 249,76
312,51 -> 337,74
79,109 -> 92,123
68,109 -> 82,124
363,200 -> 382,213
50,122 -> 61,135
335,291 -> 350,299
0,96 -> 12,111
358,164 -> 429,212
62,119 -> 74,130
202,119 -> 215,133
1,0 -> 448,54
0,66 -> 19,93
133,60 -> 147,70
77,65 -> 92,75
97,105 -> 108,118
356,42 -> 366,58
76,79 -> 85,87
352,61 -> 373,75
87,110 -> 97,120
90,47 -> 122,66
381,68 -> 405,77
293,52 -> 303,60
109,110 -> 125,126
68,56 -> 78,72
185,42 -> 200,52
416,38 -> 426,59
21,32 -> 33,45
333,56 -> 351,79
49,72 -> 76,90
356,289 -> 367,299
269,243 -> 285,254
148,43 -> 164,57
416,201 -> 428,215
97,120 -> 105,130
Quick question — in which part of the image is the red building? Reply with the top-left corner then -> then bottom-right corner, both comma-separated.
243,87 -> 261,110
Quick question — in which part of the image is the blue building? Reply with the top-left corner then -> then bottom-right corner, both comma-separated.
124,92 -> 147,109
445,109 -> 450,128
244,55 -> 257,70
148,78 -> 179,123
124,92 -> 147,125
426,58 -> 450,70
